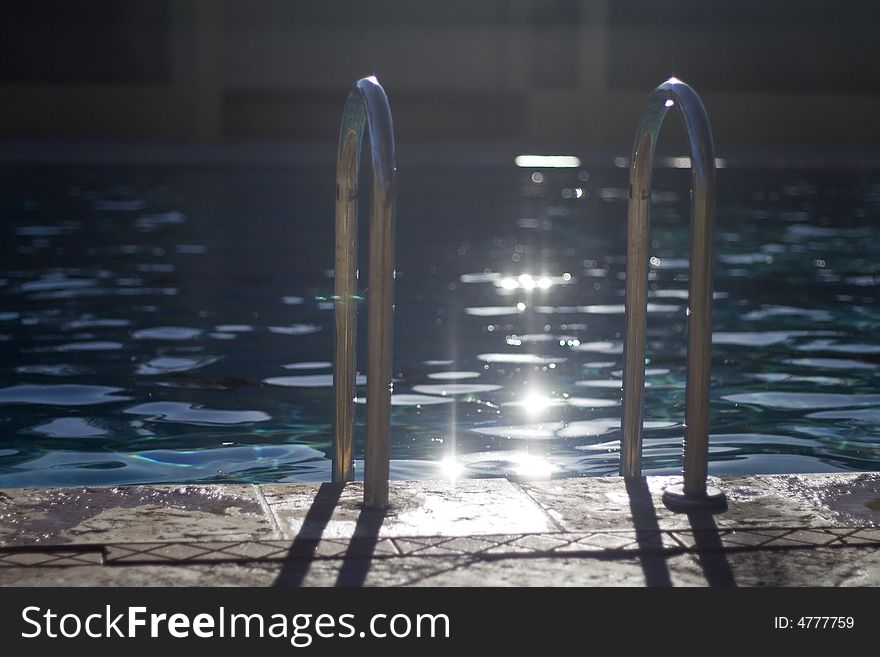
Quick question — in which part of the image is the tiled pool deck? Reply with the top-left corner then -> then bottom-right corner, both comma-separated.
1,473 -> 879,586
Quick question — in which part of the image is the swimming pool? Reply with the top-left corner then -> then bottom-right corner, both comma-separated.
1,164 -> 878,487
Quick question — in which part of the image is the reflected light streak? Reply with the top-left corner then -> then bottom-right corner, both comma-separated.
510,453 -> 555,479
520,391 -> 555,415
494,274 -> 570,291
504,388 -> 562,416
515,155 -> 581,168
437,455 -> 464,480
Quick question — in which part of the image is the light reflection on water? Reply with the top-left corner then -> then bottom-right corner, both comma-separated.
0,166 -> 878,486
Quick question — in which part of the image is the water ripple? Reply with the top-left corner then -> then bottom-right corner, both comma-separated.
31,417 -> 108,438
133,326 -> 202,340
0,384 -> 130,406
135,356 -> 220,376
124,401 -> 270,425
723,392 -> 880,410
412,383 -> 501,395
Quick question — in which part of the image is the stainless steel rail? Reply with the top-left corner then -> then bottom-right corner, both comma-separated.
332,76 -> 395,508
619,77 -> 726,510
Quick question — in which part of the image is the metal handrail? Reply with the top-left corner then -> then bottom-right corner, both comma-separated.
332,76 -> 395,509
619,77 -> 726,510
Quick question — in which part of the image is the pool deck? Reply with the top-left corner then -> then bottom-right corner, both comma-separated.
1,473 -> 879,586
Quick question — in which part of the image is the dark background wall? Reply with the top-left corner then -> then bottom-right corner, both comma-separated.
2,0 -> 879,155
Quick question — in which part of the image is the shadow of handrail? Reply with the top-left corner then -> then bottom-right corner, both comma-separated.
272,482 -> 343,587
685,508 -> 737,587
625,478 -> 672,587
334,506 -> 388,587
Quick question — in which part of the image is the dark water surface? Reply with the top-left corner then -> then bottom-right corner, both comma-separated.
0,165 -> 878,486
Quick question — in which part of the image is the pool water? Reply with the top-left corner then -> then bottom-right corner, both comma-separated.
0,165 -> 878,487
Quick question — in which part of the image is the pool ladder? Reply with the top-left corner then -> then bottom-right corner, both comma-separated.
621,77 -> 725,510
330,76 -> 725,510
331,76 -> 395,509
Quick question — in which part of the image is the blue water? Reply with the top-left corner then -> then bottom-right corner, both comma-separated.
0,165 -> 878,486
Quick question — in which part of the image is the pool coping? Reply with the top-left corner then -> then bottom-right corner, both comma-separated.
1,472 -> 879,586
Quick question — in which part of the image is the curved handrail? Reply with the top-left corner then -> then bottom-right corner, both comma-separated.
333,76 -> 395,508
620,77 -> 725,509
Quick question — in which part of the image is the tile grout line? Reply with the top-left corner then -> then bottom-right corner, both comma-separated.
252,485 -> 283,540
508,481 -> 567,533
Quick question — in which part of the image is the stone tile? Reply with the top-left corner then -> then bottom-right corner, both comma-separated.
556,532 -> 634,551
103,537 -> 398,564
392,536 -> 500,557
0,563 -> 283,587
368,554 -> 690,587
519,476 -> 690,532
480,540 -> 542,555
712,529 -> 779,548
0,485 -> 276,547
0,549 -> 103,568
503,534 -> 577,554
0,551 -> 782,587
204,541 -> 290,561
627,530 -> 679,551
260,479 -> 555,540
521,474 -> 850,534
836,528 -> 880,545
671,528 -> 749,550
436,536 -> 505,555
2,473 -> 880,588
720,545 -> 880,587
108,542 -> 213,563
314,537 -> 398,559
787,472 -> 880,527
392,537 -> 458,556
781,529 -> 842,547
634,531 -> 682,551
723,529 -> 807,549
145,543 -> 215,561
737,474 -> 878,528
3,542 -> 880,587
277,551 -> 694,587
